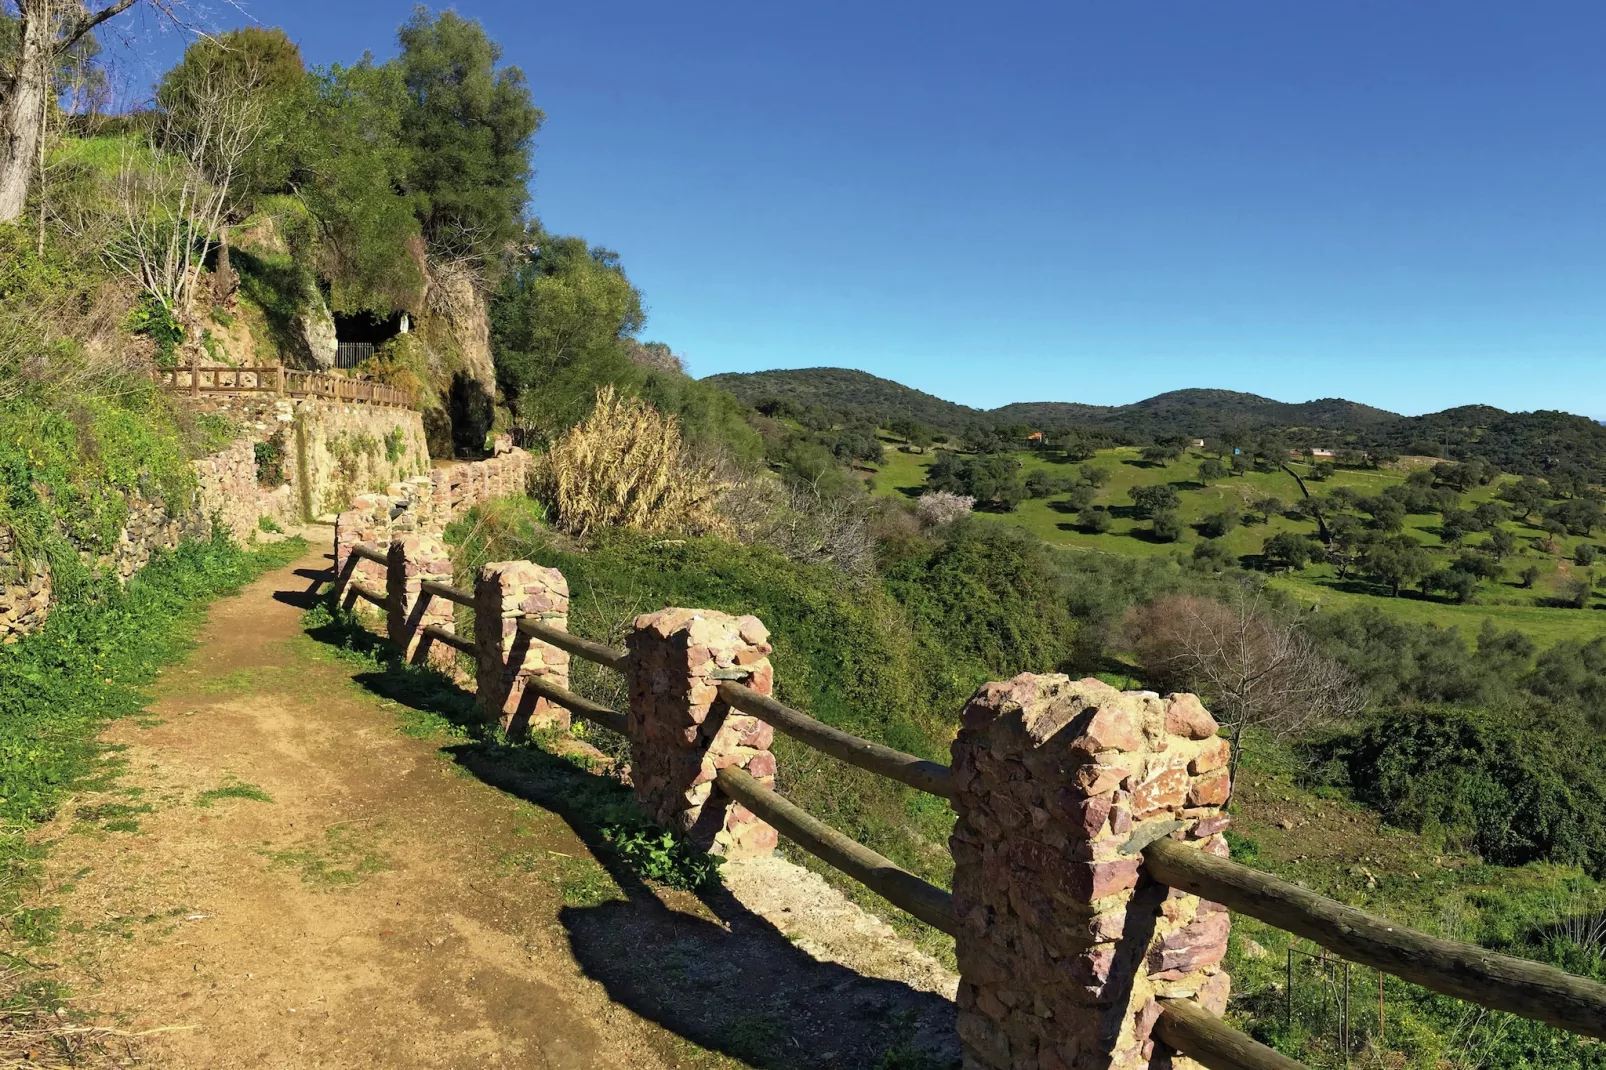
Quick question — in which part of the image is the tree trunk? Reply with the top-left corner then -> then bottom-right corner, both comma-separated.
0,8 -> 52,223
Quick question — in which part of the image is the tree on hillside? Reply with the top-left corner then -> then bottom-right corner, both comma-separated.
1125,589 -> 1364,780
392,6 -> 542,269
1079,463 -> 1111,487
1129,483 -> 1180,518
1362,538 -> 1432,596
1,0 -> 172,222
1197,457 -> 1227,484
491,226 -> 644,434
1263,531 -> 1320,570
1499,476 -> 1548,521
926,452 -> 1025,511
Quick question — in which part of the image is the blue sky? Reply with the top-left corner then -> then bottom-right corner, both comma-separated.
127,2 -> 1606,417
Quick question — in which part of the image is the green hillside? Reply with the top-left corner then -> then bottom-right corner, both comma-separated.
710,366 -> 1606,478
870,441 -> 1606,644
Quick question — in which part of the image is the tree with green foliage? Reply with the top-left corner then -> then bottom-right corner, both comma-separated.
1519,563 -> 1542,589
1487,525 -> 1518,560
926,452 -> 1025,511
1196,457 -> 1227,484
391,6 -> 542,267
1198,501 -> 1240,539
1264,531 -> 1320,570
1151,509 -> 1183,542
491,227 -> 644,433
1078,463 -> 1110,487
1363,538 -> 1433,597
1574,543 -> 1598,567
1499,475 -> 1549,521
1129,483 -> 1180,518
157,27 -> 306,204
1250,496 -> 1285,524
1191,538 -> 1234,572
1079,505 -> 1111,534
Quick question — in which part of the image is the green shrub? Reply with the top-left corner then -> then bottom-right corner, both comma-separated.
126,292 -> 184,366
1316,704 -> 1606,876
255,430 -> 288,487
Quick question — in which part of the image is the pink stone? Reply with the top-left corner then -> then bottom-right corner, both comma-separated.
1082,703 -> 1143,753
1188,772 -> 1231,807
1190,737 -> 1231,775
1130,767 -> 1189,818
743,751 -> 777,779
1165,693 -> 1219,740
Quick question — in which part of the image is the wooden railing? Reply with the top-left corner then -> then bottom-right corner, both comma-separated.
339,542 -> 1606,1070
153,363 -> 413,408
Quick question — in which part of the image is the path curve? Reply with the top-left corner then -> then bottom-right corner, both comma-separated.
29,545 -> 957,1069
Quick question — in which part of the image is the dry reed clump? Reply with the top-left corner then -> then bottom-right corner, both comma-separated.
538,385 -> 729,538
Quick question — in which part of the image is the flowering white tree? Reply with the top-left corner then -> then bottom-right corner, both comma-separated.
916,491 -> 974,528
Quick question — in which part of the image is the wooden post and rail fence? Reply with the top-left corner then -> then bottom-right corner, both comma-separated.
152,363 -> 413,408
330,518 -> 1606,1070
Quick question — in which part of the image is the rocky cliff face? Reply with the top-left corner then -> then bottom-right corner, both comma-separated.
409,259 -> 499,459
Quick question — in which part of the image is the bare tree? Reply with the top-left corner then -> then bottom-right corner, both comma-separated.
0,0 -> 165,222
100,47 -> 265,316
1125,588 -> 1364,785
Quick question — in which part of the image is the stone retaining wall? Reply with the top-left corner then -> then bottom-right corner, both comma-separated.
0,438 -> 295,645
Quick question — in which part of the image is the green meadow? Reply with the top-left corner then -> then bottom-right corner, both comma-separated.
868,442 -> 1606,644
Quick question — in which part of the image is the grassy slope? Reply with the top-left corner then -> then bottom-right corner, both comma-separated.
870,444 -> 1606,645
1227,736 -> 1606,1069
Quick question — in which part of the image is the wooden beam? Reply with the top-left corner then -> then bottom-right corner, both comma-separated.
520,675 -> 629,737
517,618 -> 628,672
714,765 -> 957,936
420,624 -> 475,656
1155,999 -> 1307,1070
420,578 -> 474,607
717,681 -> 952,799
347,582 -> 385,607
350,543 -> 389,567
1145,837 -> 1606,1040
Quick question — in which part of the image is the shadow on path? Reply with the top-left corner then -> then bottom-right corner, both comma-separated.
289,564 -> 958,1070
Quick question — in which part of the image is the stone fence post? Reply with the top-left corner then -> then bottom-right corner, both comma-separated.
625,609 -> 778,858
333,492 -> 392,597
387,534 -> 455,670
949,674 -> 1231,1070
474,560 -> 571,735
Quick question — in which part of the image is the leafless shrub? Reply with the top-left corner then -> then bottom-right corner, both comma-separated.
99,48 -> 268,316
915,491 -> 973,528
537,385 -> 729,538
1124,587 -> 1365,777
723,473 -> 877,579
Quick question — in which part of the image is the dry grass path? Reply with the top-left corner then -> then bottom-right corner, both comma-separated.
26,546 -> 956,1069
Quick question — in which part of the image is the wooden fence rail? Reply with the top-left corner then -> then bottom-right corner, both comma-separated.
1144,837 -> 1606,1041
153,363 -> 413,408
717,680 -> 954,800
339,541 -> 1606,1070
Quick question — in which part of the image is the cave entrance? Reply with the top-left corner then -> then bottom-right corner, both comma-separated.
333,311 -> 409,369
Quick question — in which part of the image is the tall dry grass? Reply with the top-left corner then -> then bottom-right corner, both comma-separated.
538,385 -> 729,538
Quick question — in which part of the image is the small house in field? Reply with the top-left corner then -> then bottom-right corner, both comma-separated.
1309,448 -> 1335,458
1190,438 -> 1205,448
1027,431 -> 1044,443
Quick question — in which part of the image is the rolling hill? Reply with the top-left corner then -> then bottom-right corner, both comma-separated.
704,367 -> 1606,475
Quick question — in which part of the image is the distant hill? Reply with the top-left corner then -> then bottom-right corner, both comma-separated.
705,368 -> 983,430
705,368 -> 1402,438
705,366 -> 1606,476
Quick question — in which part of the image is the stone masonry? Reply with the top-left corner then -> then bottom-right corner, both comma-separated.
387,534 -> 456,671
333,492 -> 393,603
950,674 -> 1231,1070
625,609 -> 779,859
473,560 -> 571,735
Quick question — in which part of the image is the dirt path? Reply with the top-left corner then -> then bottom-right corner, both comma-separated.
28,545 -> 956,1069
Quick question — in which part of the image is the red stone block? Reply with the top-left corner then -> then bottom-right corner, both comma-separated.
1165,693 -> 1219,740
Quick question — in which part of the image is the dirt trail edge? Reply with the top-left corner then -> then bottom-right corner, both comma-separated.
28,545 -> 957,1070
